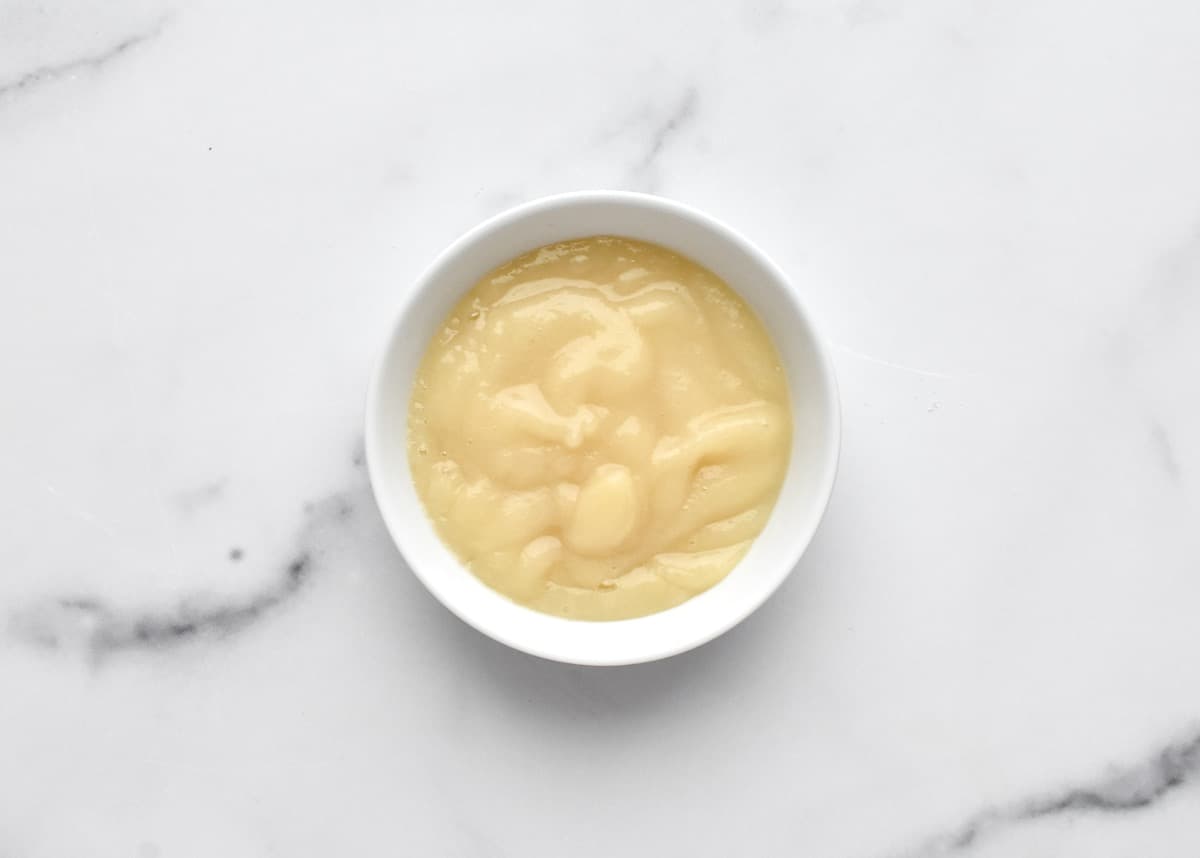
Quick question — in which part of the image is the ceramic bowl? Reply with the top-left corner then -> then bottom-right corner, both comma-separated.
366,191 -> 839,665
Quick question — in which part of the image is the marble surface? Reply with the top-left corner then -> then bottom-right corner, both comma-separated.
3,0 -> 1200,854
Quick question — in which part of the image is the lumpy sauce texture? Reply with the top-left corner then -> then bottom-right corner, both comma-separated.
408,237 -> 791,620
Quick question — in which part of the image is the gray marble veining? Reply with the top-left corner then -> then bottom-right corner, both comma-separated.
0,16 -> 168,101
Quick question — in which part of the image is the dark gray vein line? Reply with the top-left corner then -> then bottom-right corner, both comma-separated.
0,16 -> 169,101
890,728 -> 1200,857
7,490 -> 357,662
629,87 -> 698,192
1149,420 -> 1181,482
39,552 -> 310,655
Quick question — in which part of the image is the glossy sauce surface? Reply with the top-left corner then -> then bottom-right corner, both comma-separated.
409,237 -> 790,620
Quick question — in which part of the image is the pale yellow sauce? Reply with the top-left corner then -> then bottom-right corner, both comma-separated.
409,237 -> 791,620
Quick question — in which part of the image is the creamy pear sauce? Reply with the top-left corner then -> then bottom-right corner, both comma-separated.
409,236 -> 790,620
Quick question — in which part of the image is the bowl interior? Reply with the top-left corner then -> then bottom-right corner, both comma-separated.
366,192 -> 839,665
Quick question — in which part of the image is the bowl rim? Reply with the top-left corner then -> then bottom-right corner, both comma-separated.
365,190 -> 841,665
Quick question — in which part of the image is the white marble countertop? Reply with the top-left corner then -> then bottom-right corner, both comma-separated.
3,0 -> 1200,854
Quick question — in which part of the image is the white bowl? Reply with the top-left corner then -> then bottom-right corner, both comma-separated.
366,191 -> 839,665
